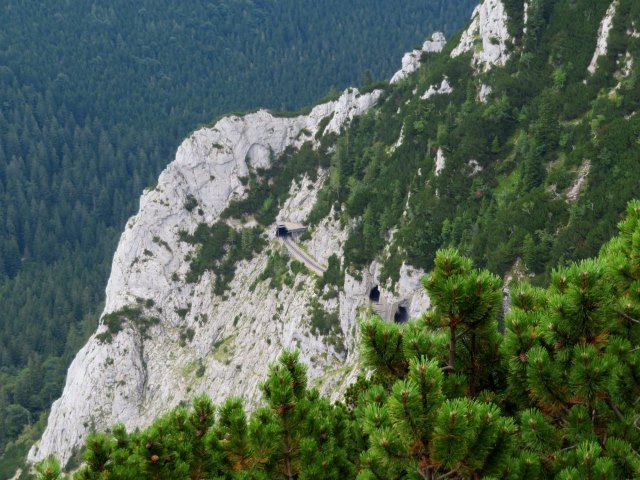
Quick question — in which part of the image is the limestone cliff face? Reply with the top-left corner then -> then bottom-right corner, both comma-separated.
390,32 -> 446,84
451,0 -> 511,72
588,1 -> 619,74
28,85 -> 433,467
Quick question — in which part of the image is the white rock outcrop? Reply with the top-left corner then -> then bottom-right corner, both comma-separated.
389,125 -> 406,152
422,77 -> 453,99
566,160 -> 591,203
451,0 -> 511,72
621,52 -> 634,78
338,261 -> 430,339
435,147 -> 446,176
29,84 -> 434,467
467,159 -> 484,176
423,32 -> 447,54
588,1 -> 619,75
390,32 -> 446,84
478,83 -> 493,102
614,52 -> 634,90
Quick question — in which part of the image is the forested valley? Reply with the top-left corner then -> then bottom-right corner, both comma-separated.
0,0 -> 477,474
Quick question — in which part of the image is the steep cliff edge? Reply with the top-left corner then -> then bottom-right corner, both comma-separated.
28,84 -> 434,466
451,0 -> 510,71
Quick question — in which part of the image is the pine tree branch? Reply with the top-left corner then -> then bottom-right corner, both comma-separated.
412,465 -> 431,480
435,469 -> 458,480
468,332 -> 478,397
457,326 -> 473,338
371,467 -> 390,480
281,413 -> 295,480
448,323 -> 457,374
617,310 -> 640,324
557,445 -> 577,453
604,396 -> 626,424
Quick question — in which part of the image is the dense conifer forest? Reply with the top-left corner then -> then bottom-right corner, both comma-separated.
35,201 -> 640,479
0,0 -> 477,472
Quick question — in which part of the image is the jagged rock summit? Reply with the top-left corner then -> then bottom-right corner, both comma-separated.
390,32 -> 447,84
451,0 -> 510,71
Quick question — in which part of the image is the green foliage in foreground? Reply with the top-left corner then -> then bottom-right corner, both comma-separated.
37,201 -> 640,479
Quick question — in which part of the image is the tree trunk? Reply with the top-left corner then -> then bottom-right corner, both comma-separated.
448,322 -> 456,372
469,333 -> 477,397
282,414 -> 295,480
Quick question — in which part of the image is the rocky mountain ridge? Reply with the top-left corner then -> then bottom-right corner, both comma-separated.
28,0 -> 635,468
28,81 -> 421,468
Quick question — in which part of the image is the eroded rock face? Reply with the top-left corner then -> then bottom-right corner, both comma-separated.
566,160 -> 591,203
423,31 -> 447,53
478,83 -> 493,102
588,1 -> 619,75
435,147 -> 446,176
390,32 -> 446,84
451,0 -> 511,72
28,84 -> 435,467
422,77 -> 453,100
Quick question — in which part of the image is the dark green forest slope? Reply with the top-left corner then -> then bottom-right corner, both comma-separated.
0,0 -> 477,468
219,0 -> 640,288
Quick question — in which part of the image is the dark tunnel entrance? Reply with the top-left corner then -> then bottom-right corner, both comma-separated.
394,305 -> 409,324
369,286 -> 380,303
276,225 -> 288,237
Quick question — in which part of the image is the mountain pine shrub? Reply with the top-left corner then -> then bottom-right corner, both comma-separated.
36,201 -> 640,478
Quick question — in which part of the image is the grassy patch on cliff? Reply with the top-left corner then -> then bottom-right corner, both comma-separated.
179,223 -> 266,295
211,335 -> 237,364
96,305 -> 161,344
221,141 -> 333,226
